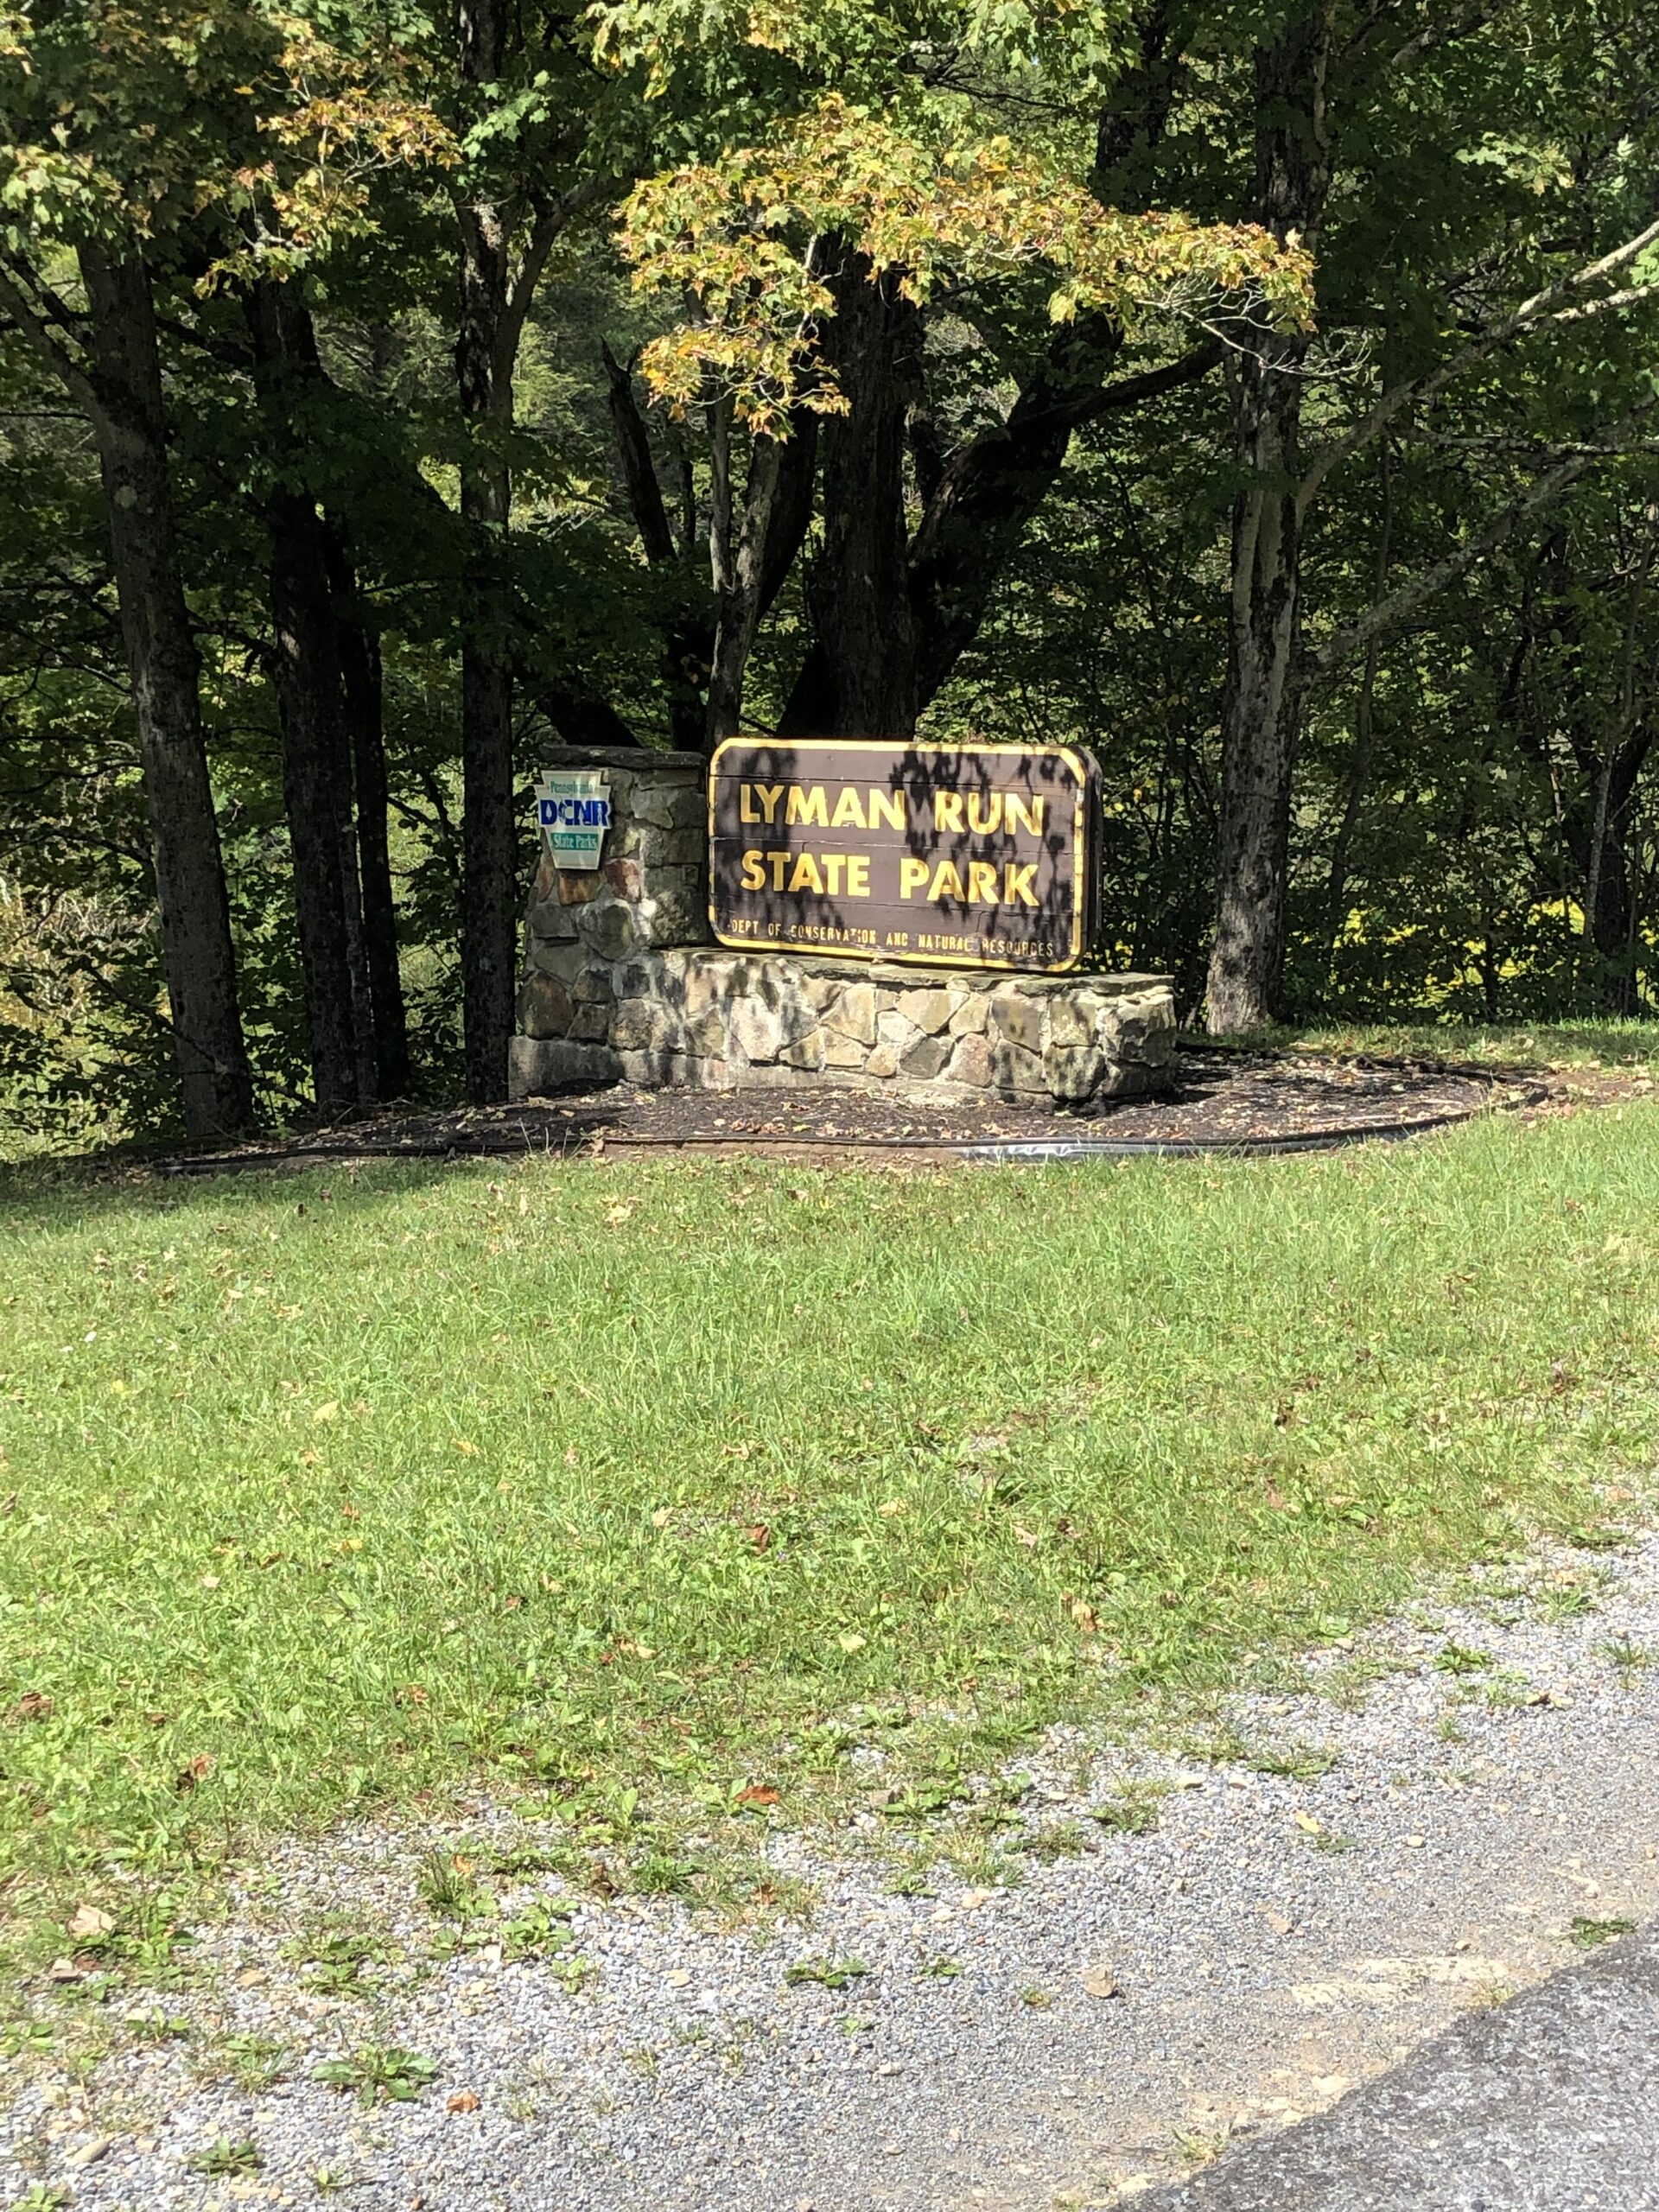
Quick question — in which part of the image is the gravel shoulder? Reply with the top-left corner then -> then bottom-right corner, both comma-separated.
9,1529 -> 1659,2212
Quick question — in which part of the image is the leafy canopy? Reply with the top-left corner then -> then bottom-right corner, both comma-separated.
622,92 -> 1313,431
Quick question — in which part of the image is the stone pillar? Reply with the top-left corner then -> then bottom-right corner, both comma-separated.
509,747 -> 706,1097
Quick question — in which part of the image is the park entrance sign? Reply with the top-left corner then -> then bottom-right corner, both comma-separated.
708,738 -> 1100,972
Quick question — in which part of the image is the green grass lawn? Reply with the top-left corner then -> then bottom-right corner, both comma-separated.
3,1100 -> 1658,1970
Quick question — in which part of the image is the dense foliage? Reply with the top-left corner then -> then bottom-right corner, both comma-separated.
2,0 -> 1656,1139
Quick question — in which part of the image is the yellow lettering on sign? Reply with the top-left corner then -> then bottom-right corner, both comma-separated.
823,854 -> 845,895
869,789 -> 906,830
899,858 -> 930,899
847,855 -> 870,895
767,850 -> 789,889
1005,793 -> 1045,835
786,785 -> 828,826
756,783 -> 785,824
788,852 -> 824,893
967,791 -> 1001,835
929,860 -> 967,902
741,848 -> 766,889
740,784 -> 761,823
1005,861 -> 1038,906
968,861 -> 1000,905
830,786 -> 866,829
934,792 -> 963,831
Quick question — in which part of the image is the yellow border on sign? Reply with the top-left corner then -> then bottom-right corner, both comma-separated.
706,736 -> 1096,971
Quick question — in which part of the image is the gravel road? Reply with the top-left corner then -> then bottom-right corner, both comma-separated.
8,1527 -> 1659,2212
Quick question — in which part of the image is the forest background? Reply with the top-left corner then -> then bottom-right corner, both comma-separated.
2,0 -> 1657,1143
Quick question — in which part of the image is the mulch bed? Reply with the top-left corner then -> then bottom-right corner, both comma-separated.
162,1047 -> 1546,1174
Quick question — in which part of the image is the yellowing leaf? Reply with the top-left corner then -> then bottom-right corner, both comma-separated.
311,1401 -> 339,1425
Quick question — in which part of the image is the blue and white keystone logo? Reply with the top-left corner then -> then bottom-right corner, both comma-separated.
533,772 -> 612,871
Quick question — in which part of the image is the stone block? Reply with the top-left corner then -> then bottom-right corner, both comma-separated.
509,1036 -> 619,1099
803,974 -> 844,1014
1046,1046 -> 1105,1105
824,982 -> 878,1045
556,868 -> 606,906
575,899 -> 645,960
570,963 -> 615,1003
728,997 -> 785,1065
518,970 -> 573,1039
821,1032 -> 870,1071
992,1039 -> 1046,1095
780,1029 -> 826,1071
527,898 -> 578,943
897,988 -> 957,1035
603,855 -> 642,900
611,998 -> 679,1053
632,775 -> 702,830
877,1007 -> 918,1049
948,994 -> 988,1036
900,1033 -> 950,1081
948,1033 -> 994,1088
568,1001 -> 613,1043
527,935 -> 585,982
991,991 -> 1046,1053
865,1044 -> 900,1079
1046,995 -> 1096,1050
638,878 -> 709,948
686,1007 -> 729,1057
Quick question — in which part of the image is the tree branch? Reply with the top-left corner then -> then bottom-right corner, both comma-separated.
601,340 -> 677,563
0,256 -> 102,425
1307,399 -> 1659,677
1298,216 -> 1659,512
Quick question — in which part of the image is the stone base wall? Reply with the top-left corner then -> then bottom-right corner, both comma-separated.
512,946 -> 1175,1110
510,746 -> 1177,1113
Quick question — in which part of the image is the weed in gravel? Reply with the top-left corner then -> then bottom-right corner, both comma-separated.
1469,1981 -> 1515,2008
309,2171 -> 353,2197
418,1851 -> 489,1921
1481,1669 -> 1541,1708
1602,1635 -> 1652,1675
188,2137 -> 263,2177
1027,1819 -> 1089,1859
314,2045 -> 437,2104
1090,1783 -> 1165,1834
1,2022 -> 55,2059
16,2187 -> 72,2210
917,1955 -> 963,1980
1019,1986 -> 1053,2008
1294,1814 -> 1356,1853
1244,1742 -> 1340,1781
124,2005 -> 189,2042
1567,1915 -> 1636,1948
219,2033 -> 289,2089
785,1956 -> 868,1990
1433,1712 -> 1466,1743
885,1854 -> 938,1896
1434,1643 -> 1494,1676
837,2012 -> 876,2035
1533,1572 -> 1606,1622
284,1929 -> 388,1995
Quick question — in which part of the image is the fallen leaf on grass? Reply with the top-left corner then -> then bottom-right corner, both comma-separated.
175,1754 -> 213,1795
447,2091 -> 481,2113
67,1904 -> 115,1941
734,1785 -> 779,1808
10,1692 -> 53,1721
312,1402 -> 339,1425
743,1523 -> 772,1551
1080,1964 -> 1121,2000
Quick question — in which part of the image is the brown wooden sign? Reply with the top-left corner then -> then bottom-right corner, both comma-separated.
709,738 -> 1099,972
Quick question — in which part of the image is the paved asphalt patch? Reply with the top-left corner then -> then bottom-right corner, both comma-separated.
1141,1923 -> 1659,2211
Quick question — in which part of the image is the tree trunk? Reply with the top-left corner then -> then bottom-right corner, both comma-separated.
327,530 -> 412,1098
244,281 -> 371,1117
77,245 -> 254,1136
455,0 -> 518,1104
787,251 -> 921,739
1205,9 -> 1335,1034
